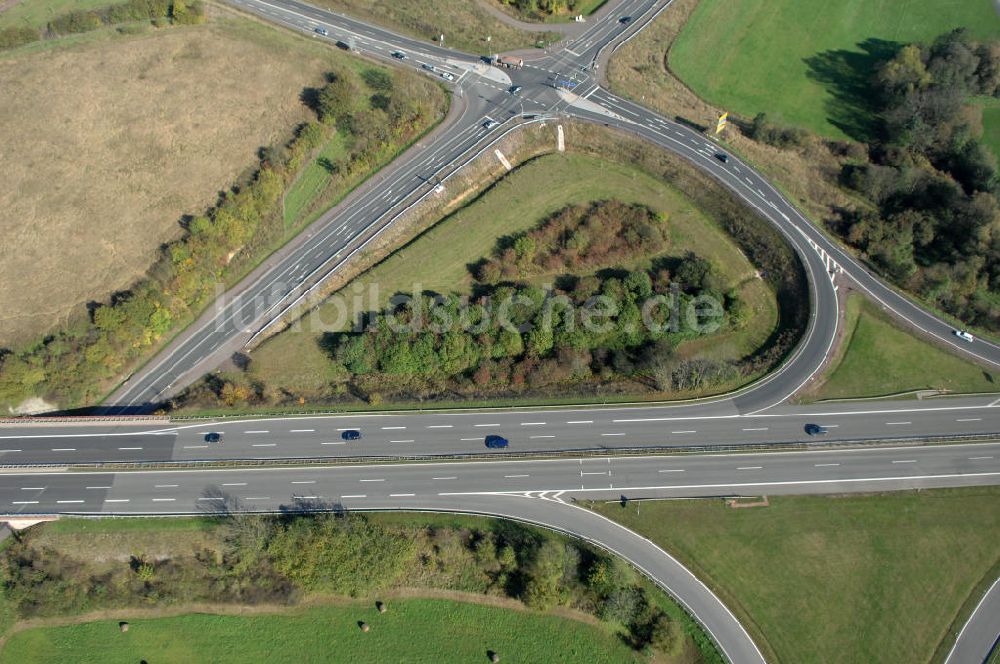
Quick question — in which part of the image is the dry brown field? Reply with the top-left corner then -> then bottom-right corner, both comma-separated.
0,13 -> 340,344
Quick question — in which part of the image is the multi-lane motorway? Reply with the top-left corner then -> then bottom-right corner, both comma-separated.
2,442 -> 998,663
1,396 -> 997,465
11,0 -> 1000,661
4,441 -> 999,513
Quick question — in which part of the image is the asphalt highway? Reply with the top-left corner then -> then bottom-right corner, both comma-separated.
945,576 -> 1000,664
2,441 -> 998,514
1,396 -> 998,465
25,1 -> 1000,660
3,443 -> 999,663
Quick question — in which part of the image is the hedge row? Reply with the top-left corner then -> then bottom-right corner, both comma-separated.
0,0 -> 205,53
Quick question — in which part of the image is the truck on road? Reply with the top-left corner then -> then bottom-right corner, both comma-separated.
491,55 -> 523,69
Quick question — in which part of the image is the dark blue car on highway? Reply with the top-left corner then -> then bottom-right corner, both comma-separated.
484,435 -> 509,449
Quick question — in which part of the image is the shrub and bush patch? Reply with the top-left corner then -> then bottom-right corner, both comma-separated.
0,513 -> 718,662
0,0 -> 206,53
320,199 -> 739,402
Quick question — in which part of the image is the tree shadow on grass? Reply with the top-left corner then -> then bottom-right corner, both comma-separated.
804,38 -> 903,142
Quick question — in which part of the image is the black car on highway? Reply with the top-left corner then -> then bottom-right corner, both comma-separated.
341,430 -> 362,441
804,424 -> 828,436
204,432 -> 223,443
484,435 -> 509,449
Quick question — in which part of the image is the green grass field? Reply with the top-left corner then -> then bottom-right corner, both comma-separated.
980,102 -> 1000,163
250,152 -> 778,394
807,295 -> 997,400
591,486 -> 1000,664
283,131 -> 349,228
670,0 -> 1000,140
0,598 -> 645,664
0,0 -> 112,29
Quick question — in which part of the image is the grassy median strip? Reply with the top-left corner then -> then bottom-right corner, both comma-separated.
804,295 -> 998,401
590,486 -> 1000,664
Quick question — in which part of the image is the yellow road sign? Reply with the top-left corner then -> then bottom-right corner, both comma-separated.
715,112 -> 728,134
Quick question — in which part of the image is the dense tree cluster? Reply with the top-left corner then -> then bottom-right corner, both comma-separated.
475,200 -> 670,284
0,66 -> 442,409
835,30 -> 1000,329
326,203 -> 739,401
1,512 -> 702,658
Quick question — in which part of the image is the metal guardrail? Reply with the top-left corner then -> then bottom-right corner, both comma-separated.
0,415 -> 169,425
